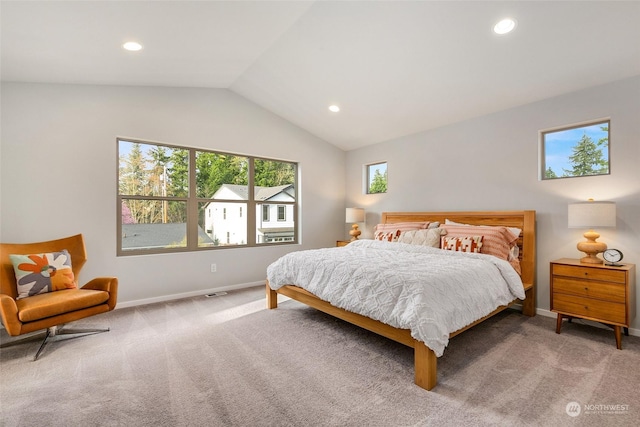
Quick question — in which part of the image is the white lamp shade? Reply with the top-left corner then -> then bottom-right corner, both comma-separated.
345,207 -> 365,223
568,201 -> 616,228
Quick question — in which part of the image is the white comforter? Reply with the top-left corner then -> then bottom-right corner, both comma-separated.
266,239 -> 525,357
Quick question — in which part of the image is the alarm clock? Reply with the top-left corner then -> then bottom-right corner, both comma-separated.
603,248 -> 623,266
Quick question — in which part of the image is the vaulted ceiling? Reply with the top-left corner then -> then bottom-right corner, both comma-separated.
2,1 -> 639,151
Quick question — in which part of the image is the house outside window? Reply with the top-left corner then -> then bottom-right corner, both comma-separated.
118,138 -> 298,254
277,205 -> 286,221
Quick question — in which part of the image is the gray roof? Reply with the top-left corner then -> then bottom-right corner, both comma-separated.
122,223 -> 214,250
214,184 -> 294,201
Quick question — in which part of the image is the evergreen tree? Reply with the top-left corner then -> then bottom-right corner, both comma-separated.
254,159 -> 295,187
119,142 -> 148,223
563,133 -> 608,177
166,149 -> 189,222
196,153 -> 248,198
148,146 -> 170,197
369,169 -> 387,193
545,167 -> 558,179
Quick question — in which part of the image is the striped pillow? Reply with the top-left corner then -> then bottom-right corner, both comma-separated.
441,224 -> 521,273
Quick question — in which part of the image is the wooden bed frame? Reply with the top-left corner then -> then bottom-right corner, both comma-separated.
266,210 -> 536,391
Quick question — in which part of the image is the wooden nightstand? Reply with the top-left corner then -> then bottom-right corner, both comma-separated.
336,240 -> 351,247
550,258 -> 636,349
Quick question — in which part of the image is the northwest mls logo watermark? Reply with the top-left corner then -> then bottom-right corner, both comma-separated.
566,402 -> 581,417
566,401 -> 630,417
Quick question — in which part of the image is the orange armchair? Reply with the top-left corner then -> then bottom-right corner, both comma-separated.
0,234 -> 118,359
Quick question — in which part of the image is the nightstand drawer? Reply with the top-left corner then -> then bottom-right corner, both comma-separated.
553,293 -> 626,324
552,277 -> 626,303
552,264 -> 626,284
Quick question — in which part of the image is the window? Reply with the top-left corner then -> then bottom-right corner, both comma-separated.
540,119 -> 610,180
118,138 -> 298,255
277,205 -> 286,221
366,162 -> 387,194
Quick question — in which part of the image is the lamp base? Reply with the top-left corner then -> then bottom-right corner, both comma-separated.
349,224 -> 361,241
577,230 -> 606,264
579,254 -> 604,264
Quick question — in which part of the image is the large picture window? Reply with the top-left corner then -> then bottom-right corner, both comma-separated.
117,138 -> 297,255
540,119 -> 610,180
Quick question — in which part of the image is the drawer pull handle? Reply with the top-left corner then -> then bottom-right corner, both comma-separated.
584,287 -> 589,291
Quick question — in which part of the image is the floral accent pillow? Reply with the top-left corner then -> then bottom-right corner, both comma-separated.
442,236 -> 484,253
374,229 -> 402,242
9,250 -> 77,300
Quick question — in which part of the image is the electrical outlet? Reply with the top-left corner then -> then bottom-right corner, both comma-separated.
210,263 -> 217,273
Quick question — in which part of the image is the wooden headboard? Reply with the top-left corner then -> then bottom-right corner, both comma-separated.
381,211 -> 536,315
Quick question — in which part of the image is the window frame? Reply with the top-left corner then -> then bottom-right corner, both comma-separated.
539,118 -> 610,180
117,138 -> 298,256
365,161 -> 388,194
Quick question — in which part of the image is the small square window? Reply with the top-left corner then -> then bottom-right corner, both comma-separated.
366,162 -> 387,194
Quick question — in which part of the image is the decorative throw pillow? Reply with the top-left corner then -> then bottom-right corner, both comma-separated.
442,236 -> 484,253
398,228 -> 447,247
441,224 -> 517,261
9,250 -> 76,300
374,229 -> 402,242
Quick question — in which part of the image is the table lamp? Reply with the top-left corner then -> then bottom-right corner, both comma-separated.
568,199 -> 616,264
345,207 -> 365,241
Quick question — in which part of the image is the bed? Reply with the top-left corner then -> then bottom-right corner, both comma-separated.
266,210 -> 536,391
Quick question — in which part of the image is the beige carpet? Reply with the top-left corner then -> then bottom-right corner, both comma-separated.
1,285 -> 639,426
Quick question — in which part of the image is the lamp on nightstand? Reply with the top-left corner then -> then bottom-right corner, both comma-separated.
346,207 -> 365,241
568,199 -> 616,264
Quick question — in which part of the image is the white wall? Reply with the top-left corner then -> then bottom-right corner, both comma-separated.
346,75 -> 640,329
0,82 -> 345,306
2,77 -> 638,328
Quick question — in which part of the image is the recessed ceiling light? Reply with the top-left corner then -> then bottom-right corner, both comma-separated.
328,105 -> 340,113
123,41 -> 143,52
493,18 -> 517,35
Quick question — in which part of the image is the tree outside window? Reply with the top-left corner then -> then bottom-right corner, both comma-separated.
118,139 -> 298,254
367,162 -> 387,194
541,120 -> 610,180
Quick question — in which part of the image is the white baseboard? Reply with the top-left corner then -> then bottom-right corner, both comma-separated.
114,280 -> 266,309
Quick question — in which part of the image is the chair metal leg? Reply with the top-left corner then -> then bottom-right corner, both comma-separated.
33,327 -> 53,361
32,325 -> 110,361
2,324 -> 111,360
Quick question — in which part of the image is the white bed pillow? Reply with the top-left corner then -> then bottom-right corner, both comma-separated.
397,228 -> 447,247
